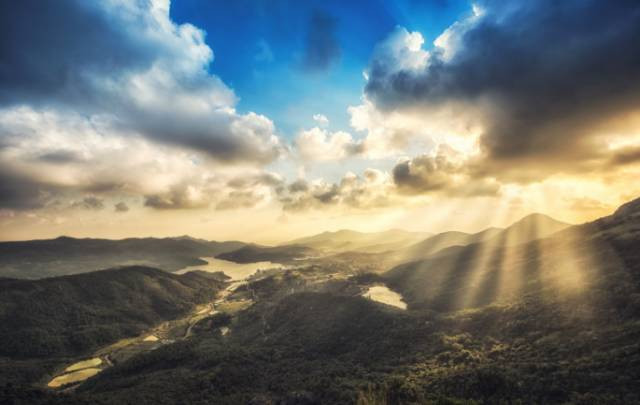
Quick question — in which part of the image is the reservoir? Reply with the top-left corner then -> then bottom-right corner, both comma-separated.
176,257 -> 282,280
362,285 -> 407,310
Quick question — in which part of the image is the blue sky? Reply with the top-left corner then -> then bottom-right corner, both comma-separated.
170,0 -> 471,137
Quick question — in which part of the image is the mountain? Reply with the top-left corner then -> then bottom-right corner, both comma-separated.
494,213 -> 572,245
0,236 -> 245,279
399,228 -> 502,259
286,229 -> 431,254
397,213 -> 570,262
217,244 -> 318,264
384,209 -> 625,312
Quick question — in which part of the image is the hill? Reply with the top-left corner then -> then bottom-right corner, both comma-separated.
216,244 -> 318,264
0,236 -> 245,279
396,213 -> 570,262
287,229 -> 431,254
0,266 -> 227,359
384,209 -> 628,312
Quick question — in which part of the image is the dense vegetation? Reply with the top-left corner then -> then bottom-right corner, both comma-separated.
11,289 -> 638,404
2,198 -> 640,404
0,236 -> 244,278
0,267 -> 227,359
217,244 -> 317,264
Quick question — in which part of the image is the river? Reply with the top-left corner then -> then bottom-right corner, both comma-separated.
175,257 -> 283,280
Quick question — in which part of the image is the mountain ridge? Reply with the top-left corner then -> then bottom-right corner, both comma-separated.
0,236 -> 245,279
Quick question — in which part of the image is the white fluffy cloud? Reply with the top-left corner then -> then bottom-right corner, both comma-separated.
312,114 -> 329,126
295,127 -> 363,162
0,106 -> 284,211
0,0 -> 287,213
0,0 -> 282,165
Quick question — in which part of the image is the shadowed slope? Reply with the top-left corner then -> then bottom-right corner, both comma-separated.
0,237 -> 245,279
0,266 -> 227,358
216,244 -> 318,264
384,204 -> 634,312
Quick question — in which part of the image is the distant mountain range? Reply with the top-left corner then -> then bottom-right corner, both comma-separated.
0,211 -> 574,282
220,214 -> 570,268
0,237 -> 245,279
396,213 -> 571,262
0,213 -> 572,280
285,229 -> 432,254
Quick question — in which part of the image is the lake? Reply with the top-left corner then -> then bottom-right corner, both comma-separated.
362,285 -> 407,310
176,257 -> 282,280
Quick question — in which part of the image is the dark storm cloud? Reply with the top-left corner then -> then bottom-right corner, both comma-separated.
301,10 -> 340,72
0,170 -> 49,210
391,148 -> 501,197
392,155 -> 456,193
0,0 -> 154,106
35,150 -> 83,164
366,0 -> 640,164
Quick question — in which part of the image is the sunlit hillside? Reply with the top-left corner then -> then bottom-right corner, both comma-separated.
2,0 -> 640,404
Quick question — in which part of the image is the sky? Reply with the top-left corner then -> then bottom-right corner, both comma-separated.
1,0 -> 640,243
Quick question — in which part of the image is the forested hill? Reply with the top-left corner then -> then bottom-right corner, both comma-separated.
0,266 -> 227,358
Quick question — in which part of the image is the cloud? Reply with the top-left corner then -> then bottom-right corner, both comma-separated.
278,169 -> 395,211
143,192 -> 206,210
0,106 -> 285,212
34,150 -> 84,164
301,10 -> 340,72
216,190 -> 264,210
142,171 -> 283,211
0,0 -> 281,164
312,114 -> 329,126
392,146 -> 501,197
71,196 -> 104,210
0,168 -> 53,210
114,202 -> 129,213
0,0 -> 156,105
392,155 -> 459,193
363,1 -> 640,174
609,145 -> 640,166
295,127 -> 363,162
